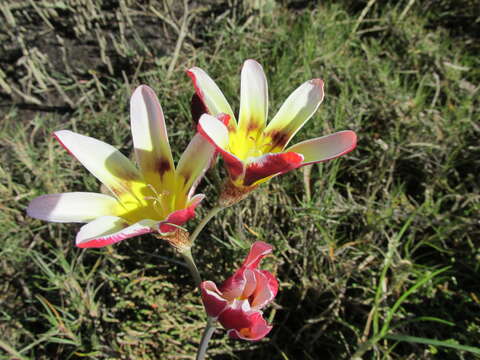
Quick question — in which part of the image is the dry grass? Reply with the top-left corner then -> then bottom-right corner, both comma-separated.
1,0 -> 479,359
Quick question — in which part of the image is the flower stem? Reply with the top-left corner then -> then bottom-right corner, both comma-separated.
196,317 -> 216,360
190,205 -> 223,246
179,247 -> 202,286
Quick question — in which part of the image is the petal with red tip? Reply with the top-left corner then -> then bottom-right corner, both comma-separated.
243,152 -> 304,187
186,67 -> 236,126
221,242 -> 273,299
198,114 -> 245,180
54,130 -> 142,198
130,85 -> 175,189
238,60 -> 268,135
158,194 -> 204,233
286,130 -> 357,166
200,281 -> 229,318
261,270 -> 279,299
264,79 -> 324,150
76,216 -> 156,248
239,268 -> 257,299
242,241 -> 273,268
27,192 -> 118,223
220,268 -> 248,301
250,270 -> 278,310
226,316 -> 272,341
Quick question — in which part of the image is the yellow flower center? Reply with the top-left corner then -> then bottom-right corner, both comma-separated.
114,180 -> 174,224
229,130 -> 274,160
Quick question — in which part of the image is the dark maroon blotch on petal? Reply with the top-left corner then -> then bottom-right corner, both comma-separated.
191,93 -> 209,126
156,159 -> 172,176
267,130 -> 291,150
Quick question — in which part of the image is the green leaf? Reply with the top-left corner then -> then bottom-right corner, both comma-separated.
386,334 -> 480,356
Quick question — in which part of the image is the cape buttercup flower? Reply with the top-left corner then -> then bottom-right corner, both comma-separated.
27,85 -> 215,248
188,59 -> 357,190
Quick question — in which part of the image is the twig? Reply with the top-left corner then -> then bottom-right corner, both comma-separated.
166,0 -> 189,80
303,165 -> 313,202
351,0 -> 377,36
398,0 -> 416,22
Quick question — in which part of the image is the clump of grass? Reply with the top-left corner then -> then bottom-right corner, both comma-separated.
1,1 -> 479,359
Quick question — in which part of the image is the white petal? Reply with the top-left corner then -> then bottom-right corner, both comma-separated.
264,79 -> 324,150
130,85 -> 175,188
238,59 -> 268,134
175,133 -> 215,202
187,67 -> 236,123
54,130 -> 141,198
198,114 -> 230,150
27,192 -> 118,223
286,131 -> 357,165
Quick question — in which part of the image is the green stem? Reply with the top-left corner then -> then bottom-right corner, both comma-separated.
351,335 -> 383,359
196,317 -> 216,360
190,205 -> 224,246
179,248 -> 202,286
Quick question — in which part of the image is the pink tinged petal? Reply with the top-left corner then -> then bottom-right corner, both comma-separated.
54,130 -> 142,198
27,192 -> 118,223
219,301 -> 272,341
243,152 -> 304,187
286,130 -> 357,166
262,269 -> 279,299
226,318 -> 272,341
198,114 -> 245,180
130,85 -> 175,187
200,281 -> 229,318
221,268 -> 248,301
186,67 -> 236,126
158,194 -> 205,233
238,59 -> 268,135
239,268 -> 257,299
75,216 -> 156,248
242,241 -> 274,268
175,133 -> 215,203
264,79 -> 325,150
250,270 -> 278,310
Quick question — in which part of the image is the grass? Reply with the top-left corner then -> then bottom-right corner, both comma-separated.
1,0 -> 479,359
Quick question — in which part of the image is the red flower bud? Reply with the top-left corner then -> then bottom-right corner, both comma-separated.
200,241 -> 278,341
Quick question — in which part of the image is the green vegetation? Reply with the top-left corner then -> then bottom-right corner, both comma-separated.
1,0 -> 479,359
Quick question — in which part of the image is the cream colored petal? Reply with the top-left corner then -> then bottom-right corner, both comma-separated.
238,60 -> 268,136
264,79 -> 324,150
54,130 -> 142,198
286,131 -> 357,165
175,133 -> 215,204
187,67 -> 236,125
130,85 -> 175,188
27,192 -> 118,223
